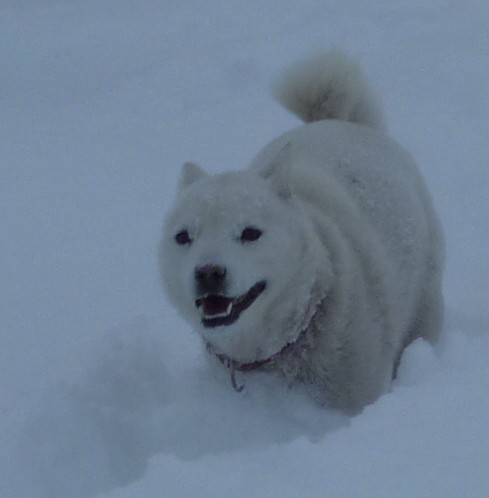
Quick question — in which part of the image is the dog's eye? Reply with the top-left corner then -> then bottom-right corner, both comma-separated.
175,230 -> 192,245
240,227 -> 262,243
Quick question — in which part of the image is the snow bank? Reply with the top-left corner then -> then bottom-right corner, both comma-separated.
3,325 -> 489,498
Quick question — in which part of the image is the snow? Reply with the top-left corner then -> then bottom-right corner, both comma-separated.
1,1 -> 489,497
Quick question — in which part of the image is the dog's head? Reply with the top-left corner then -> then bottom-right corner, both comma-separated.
160,150 -> 330,361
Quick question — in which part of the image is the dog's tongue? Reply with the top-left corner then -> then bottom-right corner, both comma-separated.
199,295 -> 232,316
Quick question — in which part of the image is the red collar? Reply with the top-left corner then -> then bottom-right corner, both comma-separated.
213,350 -> 273,372
206,328 -> 308,391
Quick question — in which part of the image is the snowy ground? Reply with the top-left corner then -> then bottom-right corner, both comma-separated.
1,1 -> 489,497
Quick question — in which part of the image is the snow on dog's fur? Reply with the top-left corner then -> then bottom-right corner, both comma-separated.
160,50 -> 444,413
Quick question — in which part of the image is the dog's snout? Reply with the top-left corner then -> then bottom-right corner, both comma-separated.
194,264 -> 227,293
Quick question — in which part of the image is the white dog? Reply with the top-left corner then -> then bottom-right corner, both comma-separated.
160,50 -> 444,413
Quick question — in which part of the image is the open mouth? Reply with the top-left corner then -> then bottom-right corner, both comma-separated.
195,280 -> 267,328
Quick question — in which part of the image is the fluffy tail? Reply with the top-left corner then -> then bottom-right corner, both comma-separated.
272,49 -> 385,130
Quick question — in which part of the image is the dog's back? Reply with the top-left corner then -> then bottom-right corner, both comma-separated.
251,51 -> 444,410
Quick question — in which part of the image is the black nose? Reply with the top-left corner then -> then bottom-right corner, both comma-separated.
194,264 -> 227,294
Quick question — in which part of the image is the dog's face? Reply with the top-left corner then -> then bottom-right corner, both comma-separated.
160,158 -> 323,360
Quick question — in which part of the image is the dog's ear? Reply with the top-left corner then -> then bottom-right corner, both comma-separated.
179,162 -> 207,190
261,142 -> 292,199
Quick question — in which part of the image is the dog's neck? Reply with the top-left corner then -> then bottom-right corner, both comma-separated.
205,274 -> 330,392
206,325 -> 309,373
205,292 -> 327,392
205,327 -> 309,392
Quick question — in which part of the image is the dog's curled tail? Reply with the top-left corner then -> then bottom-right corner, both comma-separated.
272,49 -> 385,130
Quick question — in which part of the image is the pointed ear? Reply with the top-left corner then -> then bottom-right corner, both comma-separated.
260,142 -> 292,199
179,162 -> 208,190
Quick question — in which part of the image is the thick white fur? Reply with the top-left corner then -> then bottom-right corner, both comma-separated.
160,50 -> 444,413
272,49 -> 385,130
